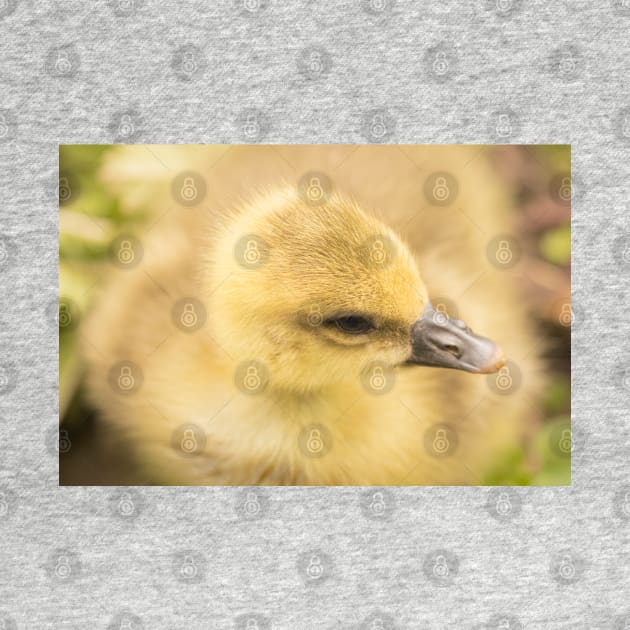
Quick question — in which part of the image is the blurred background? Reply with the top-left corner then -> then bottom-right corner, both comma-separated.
58,145 -> 571,485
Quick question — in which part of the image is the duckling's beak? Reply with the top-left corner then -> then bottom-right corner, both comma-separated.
406,303 -> 505,374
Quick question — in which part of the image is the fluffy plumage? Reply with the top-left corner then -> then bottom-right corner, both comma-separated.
83,145 -> 542,485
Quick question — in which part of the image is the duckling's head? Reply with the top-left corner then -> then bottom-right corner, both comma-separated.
206,189 -> 503,394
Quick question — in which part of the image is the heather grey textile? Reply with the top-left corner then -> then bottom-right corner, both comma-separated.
1,1 -> 629,628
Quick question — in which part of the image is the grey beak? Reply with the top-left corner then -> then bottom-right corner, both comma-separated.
406,303 -> 505,374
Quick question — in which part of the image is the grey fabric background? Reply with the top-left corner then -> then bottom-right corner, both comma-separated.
1,0 -> 629,628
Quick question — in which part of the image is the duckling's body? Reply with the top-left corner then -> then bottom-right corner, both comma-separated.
83,146 -> 541,485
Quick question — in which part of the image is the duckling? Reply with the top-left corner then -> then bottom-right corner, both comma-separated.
83,145 -> 542,485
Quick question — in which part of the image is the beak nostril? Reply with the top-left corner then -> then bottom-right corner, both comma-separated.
440,343 -> 461,359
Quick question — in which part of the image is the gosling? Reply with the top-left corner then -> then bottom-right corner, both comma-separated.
83,185 -> 514,485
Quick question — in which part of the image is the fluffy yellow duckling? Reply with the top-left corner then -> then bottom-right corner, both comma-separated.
83,146 -> 540,485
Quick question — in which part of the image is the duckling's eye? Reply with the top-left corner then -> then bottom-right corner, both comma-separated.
329,315 -> 374,335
